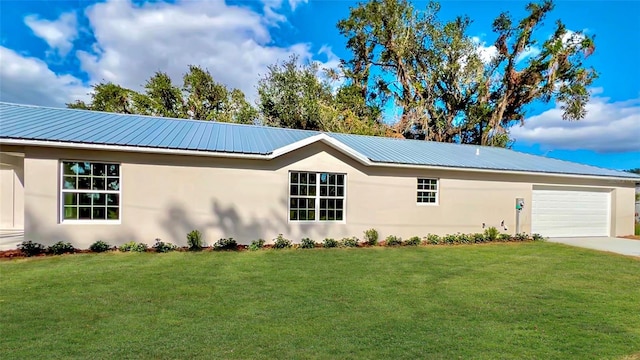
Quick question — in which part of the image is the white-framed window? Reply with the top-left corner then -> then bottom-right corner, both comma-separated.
417,178 -> 438,204
289,171 -> 345,222
60,161 -> 121,222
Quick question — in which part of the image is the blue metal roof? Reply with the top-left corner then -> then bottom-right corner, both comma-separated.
1,102 -> 637,179
0,102 -> 316,155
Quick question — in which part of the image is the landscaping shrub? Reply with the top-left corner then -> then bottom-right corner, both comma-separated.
513,233 -> 529,242
213,238 -> 238,251
47,241 -> 76,255
484,227 -> 499,242
187,230 -> 203,251
249,239 -> 265,251
340,237 -> 359,248
471,233 -> 485,243
89,240 -> 111,253
322,238 -> 339,248
300,238 -> 316,249
532,233 -> 546,242
272,234 -> 292,249
385,235 -> 402,246
18,240 -> 46,257
426,234 -> 441,245
119,241 -> 148,253
457,233 -> 472,244
152,239 -> 177,253
404,236 -> 421,246
443,234 -> 458,245
498,233 -> 512,242
363,228 -> 379,246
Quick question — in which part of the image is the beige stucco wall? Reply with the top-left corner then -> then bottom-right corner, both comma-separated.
0,152 -> 24,229
15,143 -> 637,248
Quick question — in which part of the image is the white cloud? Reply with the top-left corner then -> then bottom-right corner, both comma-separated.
288,0 -> 309,11
24,12 -> 78,56
76,0 -> 319,102
472,36 -> 497,64
515,46 -> 541,63
0,47 -> 90,106
511,93 -> 640,153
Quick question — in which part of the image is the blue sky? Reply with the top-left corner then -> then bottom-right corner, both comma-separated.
1,0 -> 638,170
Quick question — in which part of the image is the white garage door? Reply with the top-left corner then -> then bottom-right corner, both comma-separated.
532,188 -> 610,237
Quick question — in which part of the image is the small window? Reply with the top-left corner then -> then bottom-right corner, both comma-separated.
289,171 -> 345,221
417,178 -> 438,204
61,161 -> 121,222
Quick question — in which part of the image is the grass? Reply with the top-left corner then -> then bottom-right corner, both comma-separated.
635,222 -> 640,236
1,243 -> 640,359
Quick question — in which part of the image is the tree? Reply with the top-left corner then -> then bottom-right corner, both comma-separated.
337,0 -> 597,146
257,55 -> 390,135
66,66 -> 258,124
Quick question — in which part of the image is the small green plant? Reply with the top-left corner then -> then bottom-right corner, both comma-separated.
272,234 -> 292,249
213,238 -> 238,251
426,234 -> 441,245
187,230 -> 203,251
249,239 -> 265,251
119,241 -> 148,252
47,241 -> 76,255
340,237 -> 359,248
18,240 -> 46,257
363,228 -> 379,246
513,233 -> 529,242
457,233 -> 472,244
498,233 -> 512,242
300,238 -> 316,249
404,236 -> 421,246
89,240 -> 111,253
484,227 -> 499,242
532,233 -> 546,242
471,233 -> 485,243
322,238 -> 339,248
152,239 -> 177,253
443,234 -> 458,245
385,235 -> 402,246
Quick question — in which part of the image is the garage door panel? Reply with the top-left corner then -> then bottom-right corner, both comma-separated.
532,188 -> 610,237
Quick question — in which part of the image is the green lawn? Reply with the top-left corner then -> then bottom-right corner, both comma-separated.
1,243 -> 639,359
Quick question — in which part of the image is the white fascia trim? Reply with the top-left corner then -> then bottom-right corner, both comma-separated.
0,138 -> 271,160
3,137 -> 638,182
271,133 -> 372,165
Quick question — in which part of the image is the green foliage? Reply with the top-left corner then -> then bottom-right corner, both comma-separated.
213,238 -> 238,251
532,233 -> 546,242
498,233 -> 512,242
363,228 -> 379,246
426,234 -> 441,245
484,227 -> 500,242
187,230 -> 203,251
66,66 -> 257,124
89,240 -> 112,253
443,234 -> 459,245
513,233 -> 530,242
272,234 -> 292,249
119,241 -> 148,253
471,233 -> 485,243
322,238 -> 339,248
404,236 -> 422,246
18,240 -> 46,257
457,233 -> 472,244
300,238 -> 316,249
47,241 -> 76,255
249,239 -> 266,251
152,239 -> 178,253
337,0 -> 597,146
340,237 -> 359,248
385,235 -> 403,246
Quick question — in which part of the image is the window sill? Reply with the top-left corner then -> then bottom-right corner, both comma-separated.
60,220 -> 122,225
416,202 -> 439,206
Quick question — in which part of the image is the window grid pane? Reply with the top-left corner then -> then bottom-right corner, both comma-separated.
417,178 -> 438,204
290,172 -> 345,222
61,161 -> 120,221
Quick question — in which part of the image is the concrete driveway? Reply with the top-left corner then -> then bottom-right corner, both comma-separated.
548,237 -> 640,257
